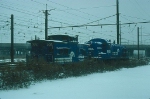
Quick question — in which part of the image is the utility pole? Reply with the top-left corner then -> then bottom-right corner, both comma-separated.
137,27 -> 139,60
140,26 -> 142,45
45,4 -> 48,40
44,4 -> 55,40
120,21 -> 121,45
11,14 -> 14,63
116,0 -> 120,44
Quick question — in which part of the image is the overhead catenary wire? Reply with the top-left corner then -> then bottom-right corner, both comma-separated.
49,20 -> 150,29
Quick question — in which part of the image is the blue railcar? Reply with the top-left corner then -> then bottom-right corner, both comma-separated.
26,40 -> 79,63
26,35 -> 84,63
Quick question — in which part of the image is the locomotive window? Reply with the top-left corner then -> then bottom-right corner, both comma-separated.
49,46 -> 53,52
46,43 -> 53,53
95,42 -> 102,44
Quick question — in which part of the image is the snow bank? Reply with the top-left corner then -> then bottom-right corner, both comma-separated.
0,65 -> 150,99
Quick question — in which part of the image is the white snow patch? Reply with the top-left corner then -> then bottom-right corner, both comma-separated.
0,65 -> 150,99
0,58 -> 26,63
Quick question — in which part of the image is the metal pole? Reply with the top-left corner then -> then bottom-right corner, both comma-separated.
11,14 -> 14,63
120,21 -> 121,45
45,4 -> 48,40
137,27 -> 139,60
116,0 -> 119,44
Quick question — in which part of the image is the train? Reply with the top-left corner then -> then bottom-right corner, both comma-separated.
26,35 -> 128,64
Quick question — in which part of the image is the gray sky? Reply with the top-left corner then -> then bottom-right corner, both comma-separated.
0,0 -> 150,44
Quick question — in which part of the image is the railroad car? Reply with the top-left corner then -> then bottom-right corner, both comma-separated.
26,35 -> 84,63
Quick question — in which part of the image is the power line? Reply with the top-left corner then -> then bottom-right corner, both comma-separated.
121,14 -> 148,21
48,20 -> 150,29
134,0 -> 150,17
73,5 -> 116,10
46,0 -> 102,18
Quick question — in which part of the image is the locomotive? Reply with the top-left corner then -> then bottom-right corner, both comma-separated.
85,38 -> 128,60
26,35 -> 128,64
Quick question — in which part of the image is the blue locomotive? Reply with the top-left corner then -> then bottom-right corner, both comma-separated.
85,38 -> 128,60
26,35 -> 128,64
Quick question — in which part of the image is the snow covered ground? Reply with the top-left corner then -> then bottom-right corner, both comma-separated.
0,65 -> 150,99
0,58 -> 26,63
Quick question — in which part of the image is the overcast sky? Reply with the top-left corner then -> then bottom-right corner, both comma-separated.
0,0 -> 150,44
